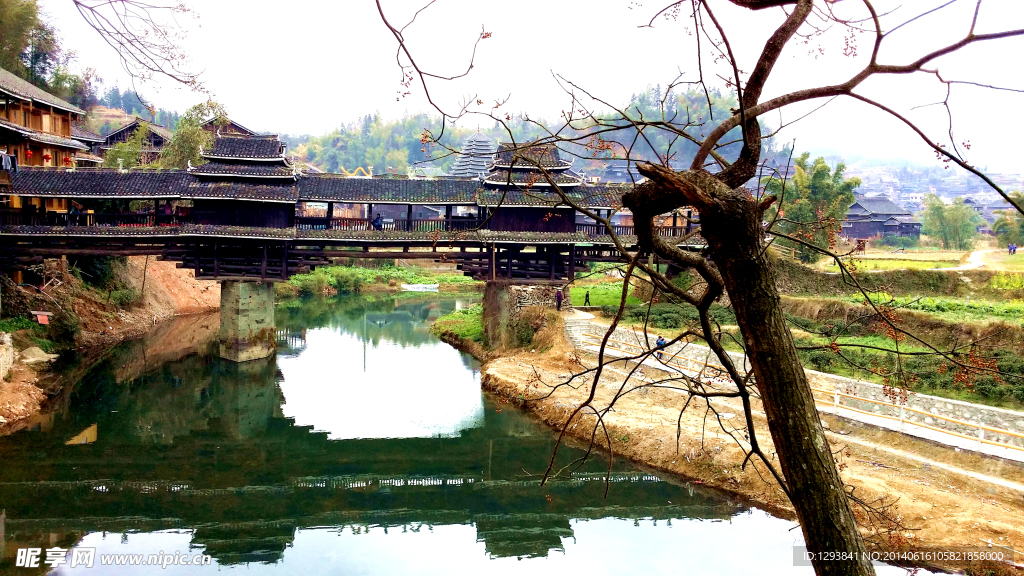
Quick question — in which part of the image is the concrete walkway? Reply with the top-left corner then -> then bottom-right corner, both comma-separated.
569,316 -> 1024,465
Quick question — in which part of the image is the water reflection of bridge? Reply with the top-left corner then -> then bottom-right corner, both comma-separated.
0,297 -> 745,566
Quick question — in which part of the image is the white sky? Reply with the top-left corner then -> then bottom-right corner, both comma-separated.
39,0 -> 1024,173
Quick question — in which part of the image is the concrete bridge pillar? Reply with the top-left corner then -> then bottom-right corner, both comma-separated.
219,281 -> 276,362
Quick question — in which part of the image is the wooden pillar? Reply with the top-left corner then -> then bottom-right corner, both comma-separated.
568,245 -> 576,282
406,204 -> 413,232
489,243 -> 496,281
194,241 -> 200,277
685,209 -> 693,234
261,242 -> 268,280
213,240 -> 219,278
326,201 -> 334,229
281,242 -> 288,280
445,205 -> 453,231
549,246 -> 556,280
154,199 -> 159,226
672,210 -> 678,236
506,247 -> 513,279
367,203 -> 373,221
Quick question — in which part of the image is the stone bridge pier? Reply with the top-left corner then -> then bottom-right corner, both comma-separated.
219,281 -> 276,362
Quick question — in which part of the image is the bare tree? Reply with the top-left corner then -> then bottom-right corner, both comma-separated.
378,2 -> 1024,575
73,0 -> 205,96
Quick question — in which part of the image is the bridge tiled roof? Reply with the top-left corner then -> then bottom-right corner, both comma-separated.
295,228 -> 607,245
483,169 -> 583,187
204,136 -> 284,159
9,168 -> 187,197
7,166 -> 624,209
189,162 -> 296,178
298,176 -> 482,204
179,225 -> 297,239
181,182 -> 299,203
476,188 -> 621,209
0,225 -> 175,237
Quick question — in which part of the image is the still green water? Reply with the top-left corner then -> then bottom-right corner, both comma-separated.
0,294 -> 915,575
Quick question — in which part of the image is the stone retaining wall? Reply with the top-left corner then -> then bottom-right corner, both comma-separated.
484,282 -> 570,347
0,333 -> 13,379
578,321 -> 1024,449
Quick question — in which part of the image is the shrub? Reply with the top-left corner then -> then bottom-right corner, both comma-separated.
0,317 -> 38,333
292,272 -> 329,296
878,235 -> 920,249
109,288 -> 139,308
48,310 -> 80,343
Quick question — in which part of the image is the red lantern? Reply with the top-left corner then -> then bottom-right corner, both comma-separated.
64,157 -> 71,165
25,150 -> 32,159
43,154 -> 51,162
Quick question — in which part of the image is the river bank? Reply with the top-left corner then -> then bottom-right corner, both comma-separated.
0,256 -> 220,435
435,314 -> 1024,574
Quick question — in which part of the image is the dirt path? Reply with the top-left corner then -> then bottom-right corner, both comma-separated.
944,249 -> 1000,271
479,339 -> 1024,573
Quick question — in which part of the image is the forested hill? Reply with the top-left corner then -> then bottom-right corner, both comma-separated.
283,86 -> 782,177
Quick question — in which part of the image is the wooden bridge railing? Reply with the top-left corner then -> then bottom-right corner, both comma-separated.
0,209 -> 186,227
575,223 -> 692,237
296,217 -> 485,233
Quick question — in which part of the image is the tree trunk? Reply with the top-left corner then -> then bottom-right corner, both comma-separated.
625,170 -> 875,576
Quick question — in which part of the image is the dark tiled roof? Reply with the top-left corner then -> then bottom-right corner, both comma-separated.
179,225 -> 296,239
483,169 -> 582,186
298,176 -> 481,204
204,135 -> 284,159
73,152 -> 104,164
448,132 -> 496,178
28,131 -> 89,151
848,198 -> 910,217
295,228 -> 594,244
493,142 -> 572,169
71,125 -> 104,142
181,182 -> 299,203
189,162 -> 295,178
10,168 -> 187,197
0,67 -> 86,115
476,187 -> 621,209
105,119 -> 173,143
0,118 -> 88,151
201,117 -> 257,136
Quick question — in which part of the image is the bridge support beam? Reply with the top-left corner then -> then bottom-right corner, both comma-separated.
218,280 -> 276,362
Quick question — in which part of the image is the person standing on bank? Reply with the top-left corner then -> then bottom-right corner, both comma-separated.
584,291 -> 591,306
556,289 -> 564,311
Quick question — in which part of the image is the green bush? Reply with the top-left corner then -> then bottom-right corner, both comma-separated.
878,235 -> 920,249
48,310 -> 80,343
0,317 -> 39,333
292,272 -> 329,296
109,288 -> 139,308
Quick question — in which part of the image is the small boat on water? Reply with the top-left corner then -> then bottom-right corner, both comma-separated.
401,283 -> 439,292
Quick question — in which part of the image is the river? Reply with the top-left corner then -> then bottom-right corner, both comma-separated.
0,293 -> 918,575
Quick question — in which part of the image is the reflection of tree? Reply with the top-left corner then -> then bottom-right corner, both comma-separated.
275,294 -> 480,349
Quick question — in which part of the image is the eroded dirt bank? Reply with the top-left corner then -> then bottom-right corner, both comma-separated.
459,328 -> 1024,574
1,257 -> 220,435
